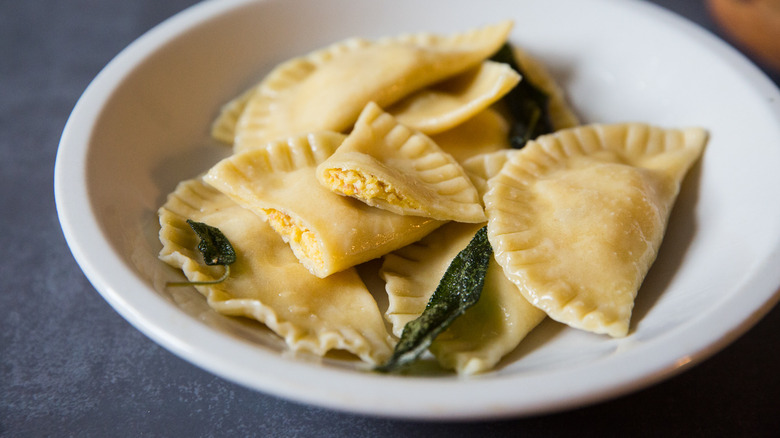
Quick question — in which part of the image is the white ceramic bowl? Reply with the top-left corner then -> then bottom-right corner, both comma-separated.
55,0 -> 780,420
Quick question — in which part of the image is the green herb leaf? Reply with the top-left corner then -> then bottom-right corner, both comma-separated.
167,220 -> 236,287
186,219 -> 236,266
376,226 -> 493,373
491,43 -> 553,148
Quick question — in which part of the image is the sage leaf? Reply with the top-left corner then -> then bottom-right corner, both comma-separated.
491,43 -> 553,148
168,220 -> 236,286
376,226 -> 493,372
186,219 -> 236,266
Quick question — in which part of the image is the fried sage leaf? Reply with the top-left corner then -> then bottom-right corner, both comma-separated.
376,226 -> 492,372
168,219 -> 236,286
491,43 -> 553,148
187,219 -> 236,266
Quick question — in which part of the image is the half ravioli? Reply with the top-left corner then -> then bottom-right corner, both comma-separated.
204,131 -> 443,278
316,102 -> 486,223
485,123 -> 707,337
380,221 -> 546,374
158,178 -> 393,364
233,21 -> 513,152
387,60 -> 520,135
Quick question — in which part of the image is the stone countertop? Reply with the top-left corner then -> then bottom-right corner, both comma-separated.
2,0 -> 779,436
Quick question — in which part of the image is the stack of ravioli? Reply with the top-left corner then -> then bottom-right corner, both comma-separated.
158,21 -> 706,374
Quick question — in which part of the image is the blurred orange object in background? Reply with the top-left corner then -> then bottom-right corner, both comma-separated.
707,0 -> 780,72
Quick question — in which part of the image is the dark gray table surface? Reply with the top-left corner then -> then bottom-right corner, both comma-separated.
3,0 -> 779,436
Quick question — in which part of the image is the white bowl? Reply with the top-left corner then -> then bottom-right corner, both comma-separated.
55,0 -> 780,420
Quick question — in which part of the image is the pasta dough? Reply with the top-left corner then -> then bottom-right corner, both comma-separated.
485,123 -> 707,337
158,178 -> 394,364
431,108 -> 511,165
461,148 -> 514,196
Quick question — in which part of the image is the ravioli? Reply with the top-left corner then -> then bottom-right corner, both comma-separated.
316,102 -> 486,223
381,221 -> 546,374
158,178 -> 394,364
387,61 -> 520,135
485,123 -> 707,337
510,45 -> 580,131
204,131 -> 443,278
233,21 -> 513,152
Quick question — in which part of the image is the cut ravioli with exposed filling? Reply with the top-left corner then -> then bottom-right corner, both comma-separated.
204,131 -> 443,278
158,178 -> 394,364
485,123 -> 707,337
316,102 -> 486,223
231,21 -> 513,152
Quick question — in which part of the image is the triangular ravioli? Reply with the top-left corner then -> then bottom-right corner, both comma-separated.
387,61 -> 520,135
233,21 -> 513,152
316,102 -> 486,223
158,178 -> 393,364
485,123 -> 707,337
204,131 -> 443,278
380,221 -> 546,374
